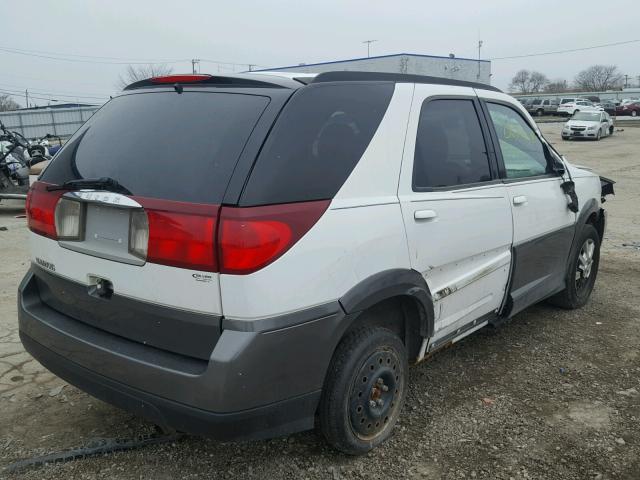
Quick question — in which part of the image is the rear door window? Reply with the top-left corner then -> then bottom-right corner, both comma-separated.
42,91 -> 270,204
412,99 -> 492,189
240,82 -> 394,205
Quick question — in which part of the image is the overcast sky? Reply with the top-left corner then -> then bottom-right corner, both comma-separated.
3,0 -> 640,106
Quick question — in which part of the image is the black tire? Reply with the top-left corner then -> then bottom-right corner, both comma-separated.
318,327 -> 408,455
536,109 -> 544,117
609,125 -> 614,135
548,224 -> 600,309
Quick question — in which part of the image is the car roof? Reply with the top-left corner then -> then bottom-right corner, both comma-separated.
124,70 -> 501,93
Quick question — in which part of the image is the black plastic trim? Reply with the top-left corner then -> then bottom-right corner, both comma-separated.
507,225 -> 575,317
339,269 -> 435,337
30,266 -> 221,361
311,71 -> 502,92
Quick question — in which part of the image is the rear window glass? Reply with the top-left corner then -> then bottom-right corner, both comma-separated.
42,91 -> 270,204
240,82 -> 394,205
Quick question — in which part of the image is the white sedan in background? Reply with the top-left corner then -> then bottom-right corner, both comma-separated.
557,99 -> 600,116
562,111 -> 614,141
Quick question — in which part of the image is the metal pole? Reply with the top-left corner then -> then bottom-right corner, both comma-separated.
191,59 -> 200,74
362,40 -> 377,58
477,40 -> 483,80
25,89 -> 29,108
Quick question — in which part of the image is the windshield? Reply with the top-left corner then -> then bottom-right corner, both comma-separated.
572,112 -> 600,121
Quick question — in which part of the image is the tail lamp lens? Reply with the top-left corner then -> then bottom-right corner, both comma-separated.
54,198 -> 83,240
133,198 -> 219,272
129,209 -> 149,259
26,182 -> 63,239
219,200 -> 329,274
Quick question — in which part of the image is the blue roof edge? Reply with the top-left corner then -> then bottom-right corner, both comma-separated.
254,52 -> 491,72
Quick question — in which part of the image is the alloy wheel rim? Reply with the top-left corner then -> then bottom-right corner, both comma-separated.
576,238 -> 596,292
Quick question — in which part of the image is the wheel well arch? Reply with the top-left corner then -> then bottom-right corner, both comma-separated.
341,295 -> 426,361
337,269 -> 434,361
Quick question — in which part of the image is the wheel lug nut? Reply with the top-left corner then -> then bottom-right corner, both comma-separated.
369,400 -> 377,408
377,378 -> 384,385
381,385 -> 389,392
376,399 -> 384,407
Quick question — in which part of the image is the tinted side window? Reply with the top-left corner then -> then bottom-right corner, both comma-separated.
241,83 -> 394,205
486,103 -> 549,179
413,99 -> 492,189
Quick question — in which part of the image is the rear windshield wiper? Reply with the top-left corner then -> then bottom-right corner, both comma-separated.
46,177 -> 131,195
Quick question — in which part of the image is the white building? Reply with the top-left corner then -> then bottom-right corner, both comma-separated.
257,53 -> 492,85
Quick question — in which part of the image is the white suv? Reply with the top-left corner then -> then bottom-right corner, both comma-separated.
557,99 -> 598,116
19,71 -> 613,454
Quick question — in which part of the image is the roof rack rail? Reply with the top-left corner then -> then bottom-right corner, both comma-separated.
311,71 -> 502,93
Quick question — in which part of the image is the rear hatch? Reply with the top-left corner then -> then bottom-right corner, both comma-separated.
27,88 -> 274,360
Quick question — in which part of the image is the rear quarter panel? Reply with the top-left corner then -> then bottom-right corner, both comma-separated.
219,84 -> 415,320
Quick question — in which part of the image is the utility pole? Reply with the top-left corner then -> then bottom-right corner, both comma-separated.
624,74 -> 629,88
362,40 -> 377,58
477,40 -> 483,80
25,89 -> 29,108
191,59 -> 200,74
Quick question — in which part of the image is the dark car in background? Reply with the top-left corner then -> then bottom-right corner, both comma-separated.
616,102 -> 640,117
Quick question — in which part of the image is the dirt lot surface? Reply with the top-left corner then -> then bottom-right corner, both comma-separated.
1,123 -> 638,479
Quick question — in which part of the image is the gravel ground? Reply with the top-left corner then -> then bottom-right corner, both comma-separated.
0,123 -> 638,479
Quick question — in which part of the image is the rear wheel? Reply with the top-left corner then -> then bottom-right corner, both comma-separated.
536,109 -> 544,117
319,326 -> 408,455
549,224 -> 600,309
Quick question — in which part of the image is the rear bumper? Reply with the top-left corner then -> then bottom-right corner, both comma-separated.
18,269 -> 348,440
20,332 -> 321,441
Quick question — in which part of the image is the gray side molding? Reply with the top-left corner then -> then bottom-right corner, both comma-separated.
339,269 -> 435,338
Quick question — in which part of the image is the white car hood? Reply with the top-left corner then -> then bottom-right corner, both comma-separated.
565,120 -> 599,128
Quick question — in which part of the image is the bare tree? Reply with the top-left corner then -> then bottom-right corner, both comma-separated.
0,94 -> 20,112
509,70 -> 531,93
509,70 -> 548,94
574,65 -> 624,91
117,64 -> 173,89
529,71 -> 549,93
544,79 -> 569,93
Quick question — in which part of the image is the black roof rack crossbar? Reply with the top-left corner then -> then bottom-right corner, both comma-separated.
311,71 -> 502,93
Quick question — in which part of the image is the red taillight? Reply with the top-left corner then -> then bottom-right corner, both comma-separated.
150,74 -> 212,84
219,201 -> 329,275
135,197 -> 220,272
26,182 -> 63,239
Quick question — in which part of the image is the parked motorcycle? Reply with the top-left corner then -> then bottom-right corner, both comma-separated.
0,123 -> 31,201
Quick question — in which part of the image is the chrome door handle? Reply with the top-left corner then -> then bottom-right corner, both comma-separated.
512,195 -> 527,206
414,209 -> 438,220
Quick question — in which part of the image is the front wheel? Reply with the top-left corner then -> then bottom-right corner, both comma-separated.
549,224 -> 600,309
318,326 -> 408,455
